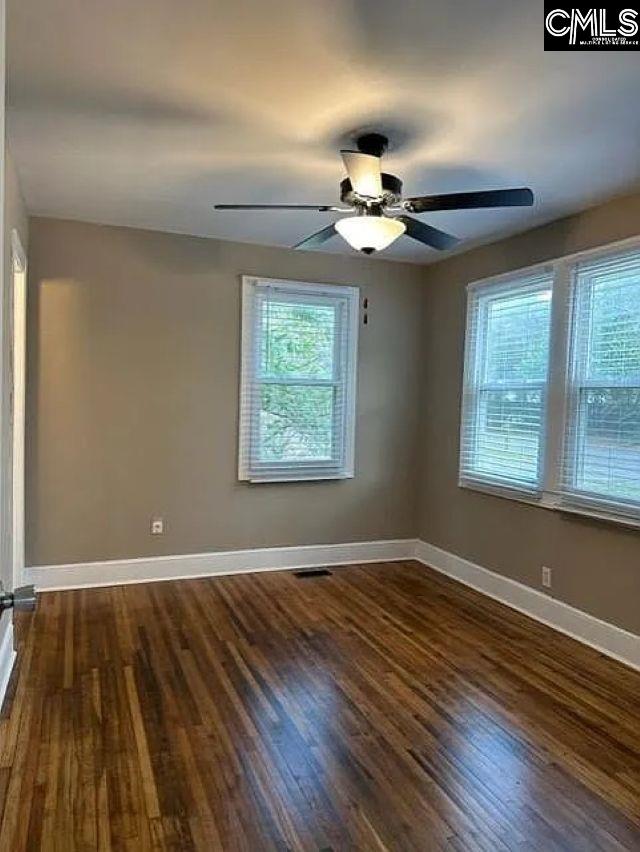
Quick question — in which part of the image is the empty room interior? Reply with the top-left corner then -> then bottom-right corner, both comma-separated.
0,1 -> 640,849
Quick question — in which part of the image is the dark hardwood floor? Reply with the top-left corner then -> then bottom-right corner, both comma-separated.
0,560 -> 639,850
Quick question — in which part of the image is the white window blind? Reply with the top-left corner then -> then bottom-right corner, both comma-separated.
460,271 -> 553,493
239,277 -> 358,482
559,249 -> 640,519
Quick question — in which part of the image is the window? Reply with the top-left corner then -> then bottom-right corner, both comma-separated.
460,242 -> 640,526
460,271 -> 553,493
560,251 -> 640,517
239,277 -> 359,482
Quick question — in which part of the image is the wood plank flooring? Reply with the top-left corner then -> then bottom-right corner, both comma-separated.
0,559 -> 639,850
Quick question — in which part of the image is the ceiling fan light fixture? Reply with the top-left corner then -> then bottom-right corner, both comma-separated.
335,215 -> 405,254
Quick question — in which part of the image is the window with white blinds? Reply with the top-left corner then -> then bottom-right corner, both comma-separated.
559,250 -> 640,519
460,272 -> 553,493
460,240 -> 640,527
239,277 -> 359,482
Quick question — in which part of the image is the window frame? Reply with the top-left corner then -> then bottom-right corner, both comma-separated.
559,251 -> 640,521
460,235 -> 640,530
238,276 -> 359,483
459,272 -> 554,496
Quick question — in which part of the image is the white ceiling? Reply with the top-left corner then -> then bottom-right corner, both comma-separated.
7,0 -> 640,263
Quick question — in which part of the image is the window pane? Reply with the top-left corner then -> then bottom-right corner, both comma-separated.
460,274 -> 552,493
586,274 -> 640,383
258,385 -> 334,462
561,251 -> 640,513
484,289 -> 552,384
260,299 -> 336,379
240,279 -> 358,482
576,388 -> 640,502
473,389 -> 544,484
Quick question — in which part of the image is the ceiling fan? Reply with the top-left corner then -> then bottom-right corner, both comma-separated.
214,133 -> 534,255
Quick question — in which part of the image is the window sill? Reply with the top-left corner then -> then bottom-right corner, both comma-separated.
552,502 -> 640,532
458,478 -> 542,507
241,471 -> 354,484
459,479 -> 640,531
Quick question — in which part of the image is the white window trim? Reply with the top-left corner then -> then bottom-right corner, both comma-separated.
460,270 -> 553,496
460,233 -> 640,530
238,276 -> 359,483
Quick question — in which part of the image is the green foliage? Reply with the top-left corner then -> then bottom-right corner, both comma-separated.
589,281 -> 640,380
477,279 -> 640,498
579,280 -> 640,498
258,300 -> 337,462
485,291 -> 551,384
259,386 -> 333,462
261,302 -> 335,379
480,291 -> 550,483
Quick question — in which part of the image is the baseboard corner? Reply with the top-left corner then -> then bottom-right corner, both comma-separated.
413,539 -> 640,672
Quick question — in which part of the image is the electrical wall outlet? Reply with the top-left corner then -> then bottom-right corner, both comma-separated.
541,565 -> 552,588
150,517 -> 164,535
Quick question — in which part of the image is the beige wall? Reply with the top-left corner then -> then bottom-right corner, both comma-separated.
419,191 -> 640,635
25,194 -> 640,635
26,217 -> 424,566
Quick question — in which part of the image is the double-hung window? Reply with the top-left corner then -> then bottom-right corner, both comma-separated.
560,251 -> 640,517
460,271 -> 553,494
460,242 -> 640,526
239,277 -> 359,482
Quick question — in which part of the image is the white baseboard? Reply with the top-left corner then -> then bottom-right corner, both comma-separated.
25,538 -> 417,592
0,616 -> 16,711
415,540 -> 640,672
25,537 -> 640,673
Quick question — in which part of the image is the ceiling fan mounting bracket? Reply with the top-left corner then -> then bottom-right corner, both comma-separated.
356,133 -> 389,158
340,173 -> 402,207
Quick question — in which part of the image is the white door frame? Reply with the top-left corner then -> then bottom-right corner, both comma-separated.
10,229 -> 26,591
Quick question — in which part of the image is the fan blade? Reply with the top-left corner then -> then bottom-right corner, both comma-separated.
214,204 -> 344,211
405,188 -> 534,213
396,215 -> 459,251
293,223 -> 338,250
340,151 -> 383,198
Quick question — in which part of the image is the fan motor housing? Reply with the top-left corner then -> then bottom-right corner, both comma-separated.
340,173 -> 403,208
